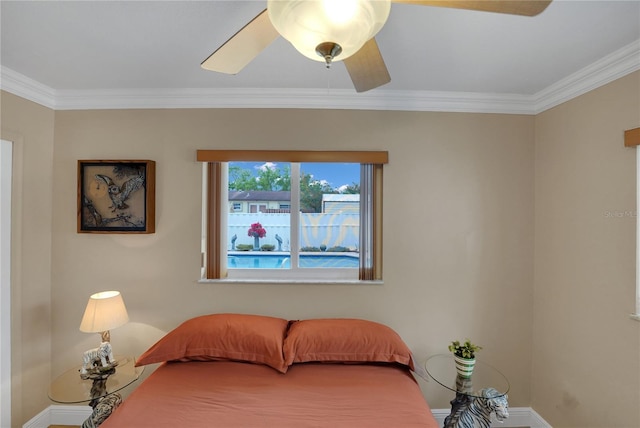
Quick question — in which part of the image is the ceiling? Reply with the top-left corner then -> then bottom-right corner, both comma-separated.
1,1 -> 639,113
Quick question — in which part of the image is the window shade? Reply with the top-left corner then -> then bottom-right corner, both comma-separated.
359,164 -> 383,280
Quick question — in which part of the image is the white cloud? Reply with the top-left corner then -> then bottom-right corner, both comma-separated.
257,162 -> 277,172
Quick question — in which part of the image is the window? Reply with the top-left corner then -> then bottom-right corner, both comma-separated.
232,202 -> 242,211
198,150 -> 387,282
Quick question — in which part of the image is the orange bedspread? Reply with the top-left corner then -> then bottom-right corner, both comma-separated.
101,361 -> 439,427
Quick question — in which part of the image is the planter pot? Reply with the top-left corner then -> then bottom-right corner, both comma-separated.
453,355 -> 476,378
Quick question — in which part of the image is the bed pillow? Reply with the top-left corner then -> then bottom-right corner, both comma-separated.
135,313 -> 289,373
283,318 -> 414,369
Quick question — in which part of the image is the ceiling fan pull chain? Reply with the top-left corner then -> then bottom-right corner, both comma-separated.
326,66 -> 331,94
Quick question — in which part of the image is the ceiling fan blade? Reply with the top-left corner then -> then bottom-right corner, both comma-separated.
201,9 -> 279,74
343,38 -> 391,93
391,0 -> 552,16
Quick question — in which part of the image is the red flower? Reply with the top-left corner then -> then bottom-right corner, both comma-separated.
248,222 -> 267,238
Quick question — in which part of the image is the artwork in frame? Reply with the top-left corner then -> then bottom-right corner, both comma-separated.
78,160 -> 156,233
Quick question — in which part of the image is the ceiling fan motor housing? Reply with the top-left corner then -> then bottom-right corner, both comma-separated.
315,42 -> 343,67
267,0 -> 391,63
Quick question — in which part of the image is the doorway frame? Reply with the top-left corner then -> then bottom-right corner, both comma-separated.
0,139 -> 12,427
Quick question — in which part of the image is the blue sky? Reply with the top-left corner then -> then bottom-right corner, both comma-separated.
231,162 -> 359,191
302,163 -> 359,189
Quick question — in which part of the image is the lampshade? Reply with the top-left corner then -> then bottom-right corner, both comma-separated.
267,0 -> 390,63
79,291 -> 129,334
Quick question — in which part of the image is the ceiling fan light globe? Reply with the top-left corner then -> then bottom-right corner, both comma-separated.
267,0 -> 390,62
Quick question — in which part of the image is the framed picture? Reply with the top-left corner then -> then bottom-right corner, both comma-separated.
78,160 -> 156,233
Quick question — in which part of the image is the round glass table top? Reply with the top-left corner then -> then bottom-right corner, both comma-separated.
49,355 -> 144,404
424,354 -> 509,398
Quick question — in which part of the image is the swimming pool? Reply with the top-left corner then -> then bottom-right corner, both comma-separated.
228,253 -> 359,269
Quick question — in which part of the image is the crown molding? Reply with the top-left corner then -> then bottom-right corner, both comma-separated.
0,66 -> 56,109
0,69 -> 536,114
48,87 -> 537,114
1,39 -> 638,114
533,39 -> 640,113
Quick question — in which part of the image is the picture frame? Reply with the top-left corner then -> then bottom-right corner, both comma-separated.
78,160 -> 156,233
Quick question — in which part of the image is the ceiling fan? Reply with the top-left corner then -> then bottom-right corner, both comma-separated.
201,0 -> 552,93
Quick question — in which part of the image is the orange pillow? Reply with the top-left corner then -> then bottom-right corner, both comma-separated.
136,313 -> 289,373
283,318 -> 414,369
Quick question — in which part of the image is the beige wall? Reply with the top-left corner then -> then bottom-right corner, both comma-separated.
2,71 -> 637,427
1,91 -> 55,427
533,71 -> 640,427
48,108 -> 534,417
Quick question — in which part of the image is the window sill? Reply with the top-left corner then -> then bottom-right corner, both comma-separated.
630,313 -> 640,322
198,278 -> 384,286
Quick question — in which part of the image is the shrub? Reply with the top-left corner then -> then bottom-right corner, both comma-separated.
235,244 -> 253,251
327,246 -> 349,252
301,246 -> 321,252
260,244 -> 275,251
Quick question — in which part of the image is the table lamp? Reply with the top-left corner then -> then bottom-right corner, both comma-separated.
79,291 -> 129,377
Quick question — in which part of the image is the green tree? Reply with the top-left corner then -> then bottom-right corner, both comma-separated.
341,183 -> 360,194
229,164 -> 356,212
255,164 -> 290,191
276,166 -> 291,191
229,164 -> 290,191
229,165 -> 258,191
300,172 -> 335,212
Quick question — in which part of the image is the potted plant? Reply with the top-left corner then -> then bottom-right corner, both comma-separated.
448,339 -> 482,378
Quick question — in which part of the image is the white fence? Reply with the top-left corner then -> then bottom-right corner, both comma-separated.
227,213 -> 359,251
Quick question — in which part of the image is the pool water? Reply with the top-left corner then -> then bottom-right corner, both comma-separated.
228,253 -> 359,269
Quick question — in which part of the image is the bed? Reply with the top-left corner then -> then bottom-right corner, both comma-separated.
99,314 -> 439,428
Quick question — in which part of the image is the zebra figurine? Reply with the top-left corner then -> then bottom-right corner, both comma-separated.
445,387 -> 509,428
80,342 -> 115,375
81,393 -> 122,428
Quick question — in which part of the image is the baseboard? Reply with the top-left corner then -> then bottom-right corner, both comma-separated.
527,408 -> 554,428
23,405 -> 92,428
430,407 -> 551,428
26,405 -> 551,428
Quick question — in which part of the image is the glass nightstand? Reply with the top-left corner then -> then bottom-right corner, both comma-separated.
423,354 -> 510,428
49,356 -> 143,426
